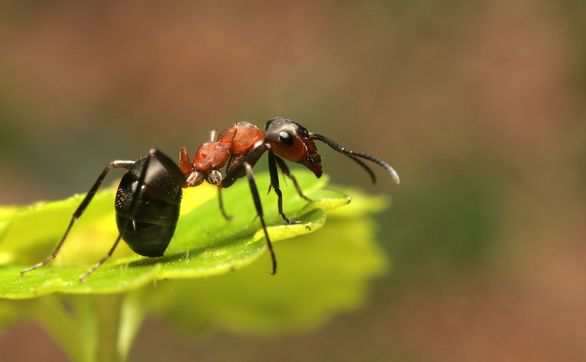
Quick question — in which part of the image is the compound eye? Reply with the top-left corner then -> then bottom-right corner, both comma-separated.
279,131 -> 294,146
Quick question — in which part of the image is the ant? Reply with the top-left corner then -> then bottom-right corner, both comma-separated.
21,117 -> 399,281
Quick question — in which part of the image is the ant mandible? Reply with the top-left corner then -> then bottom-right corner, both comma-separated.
21,117 -> 399,281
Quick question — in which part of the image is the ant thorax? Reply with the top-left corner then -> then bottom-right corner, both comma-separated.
180,121 -> 266,185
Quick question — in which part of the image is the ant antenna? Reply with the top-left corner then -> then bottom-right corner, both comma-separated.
309,133 -> 400,184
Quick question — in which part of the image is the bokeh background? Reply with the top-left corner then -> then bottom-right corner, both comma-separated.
1,1 -> 584,361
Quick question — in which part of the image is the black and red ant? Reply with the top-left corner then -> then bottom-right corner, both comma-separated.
21,117 -> 399,281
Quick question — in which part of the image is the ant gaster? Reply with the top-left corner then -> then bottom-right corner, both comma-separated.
21,117 -> 399,281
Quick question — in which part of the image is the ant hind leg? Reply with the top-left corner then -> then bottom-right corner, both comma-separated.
20,160 -> 134,277
79,149 -> 166,281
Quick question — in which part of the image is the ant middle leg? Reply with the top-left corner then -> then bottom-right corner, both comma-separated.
207,169 -> 233,221
217,187 -> 233,220
244,162 -> 277,275
20,160 -> 135,277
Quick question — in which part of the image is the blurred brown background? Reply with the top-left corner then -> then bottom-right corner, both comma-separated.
0,1 -> 584,361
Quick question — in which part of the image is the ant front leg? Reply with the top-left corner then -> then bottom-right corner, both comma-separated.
244,162 -> 277,275
21,160 -> 135,277
273,154 -> 313,202
268,152 -> 301,224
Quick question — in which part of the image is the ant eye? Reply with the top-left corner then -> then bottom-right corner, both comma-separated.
279,131 -> 294,146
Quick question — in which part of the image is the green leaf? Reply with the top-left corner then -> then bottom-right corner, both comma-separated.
148,215 -> 388,335
0,170 -> 392,362
0,171 -> 351,298
145,184 -> 390,336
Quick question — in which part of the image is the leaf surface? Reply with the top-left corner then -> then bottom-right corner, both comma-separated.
0,171 -> 351,298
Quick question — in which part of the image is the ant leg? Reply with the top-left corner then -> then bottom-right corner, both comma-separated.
221,143 -> 269,188
21,160 -> 134,276
207,169 -> 233,220
274,155 -> 313,202
217,187 -> 233,220
79,148 -> 157,281
268,152 -> 300,224
244,162 -> 277,275
79,235 -> 122,281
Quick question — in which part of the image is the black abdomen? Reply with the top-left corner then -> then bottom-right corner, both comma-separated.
115,156 -> 183,257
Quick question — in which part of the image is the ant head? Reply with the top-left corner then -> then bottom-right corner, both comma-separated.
265,117 -> 323,177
